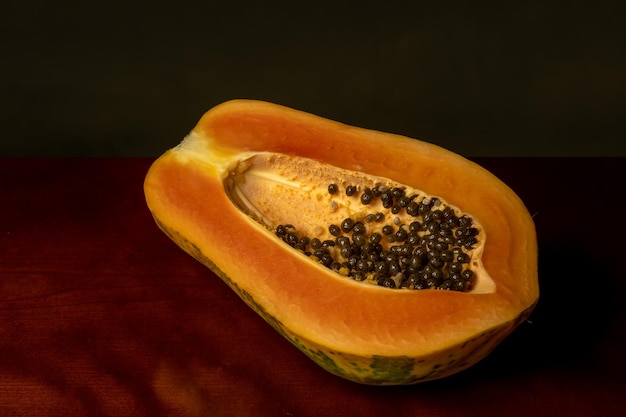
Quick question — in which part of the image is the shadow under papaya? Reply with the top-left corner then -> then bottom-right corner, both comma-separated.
460,244 -> 619,380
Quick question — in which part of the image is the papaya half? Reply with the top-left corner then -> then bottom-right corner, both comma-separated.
144,99 -> 538,385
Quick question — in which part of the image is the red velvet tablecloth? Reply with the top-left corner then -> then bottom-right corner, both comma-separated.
1,157 -> 624,416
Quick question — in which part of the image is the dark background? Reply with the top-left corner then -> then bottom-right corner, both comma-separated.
2,1 -> 624,157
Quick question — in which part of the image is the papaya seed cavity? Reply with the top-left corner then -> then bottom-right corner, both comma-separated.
224,152 -> 495,294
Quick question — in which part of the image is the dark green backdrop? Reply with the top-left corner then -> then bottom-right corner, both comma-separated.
2,1 -> 624,157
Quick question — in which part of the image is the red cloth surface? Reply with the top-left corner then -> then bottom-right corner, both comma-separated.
1,157 -> 624,417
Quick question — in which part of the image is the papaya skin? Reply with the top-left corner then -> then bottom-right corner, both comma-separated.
144,99 -> 539,385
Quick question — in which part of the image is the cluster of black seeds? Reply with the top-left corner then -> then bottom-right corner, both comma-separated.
275,183 -> 480,291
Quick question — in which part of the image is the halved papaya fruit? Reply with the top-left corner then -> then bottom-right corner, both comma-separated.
144,99 -> 538,385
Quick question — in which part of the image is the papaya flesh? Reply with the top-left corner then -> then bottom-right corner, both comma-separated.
144,99 -> 538,385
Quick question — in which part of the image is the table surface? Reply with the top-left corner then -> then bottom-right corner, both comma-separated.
1,157 -> 624,417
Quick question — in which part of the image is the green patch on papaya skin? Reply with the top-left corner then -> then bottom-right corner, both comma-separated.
367,355 -> 415,385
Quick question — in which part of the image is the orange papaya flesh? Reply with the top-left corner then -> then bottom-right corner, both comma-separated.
144,99 -> 539,385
